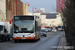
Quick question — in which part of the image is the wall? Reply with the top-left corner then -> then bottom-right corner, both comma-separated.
17,0 -> 23,15
23,3 -> 28,15
33,12 -> 63,28
6,0 -> 28,21
0,0 -> 6,21
45,13 -> 63,27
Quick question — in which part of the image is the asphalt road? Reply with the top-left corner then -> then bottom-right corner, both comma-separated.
0,31 -> 63,50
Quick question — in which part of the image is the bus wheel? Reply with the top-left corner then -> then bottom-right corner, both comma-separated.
8,38 -> 10,41
2,38 -> 5,42
33,39 -> 37,42
1,36 -> 5,42
14,40 -> 17,43
5,38 -> 7,41
38,38 -> 40,40
44,34 -> 47,37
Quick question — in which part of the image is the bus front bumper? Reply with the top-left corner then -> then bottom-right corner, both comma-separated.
12,37 -> 36,40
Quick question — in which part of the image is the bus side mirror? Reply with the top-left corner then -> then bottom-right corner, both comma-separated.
10,19 -> 13,24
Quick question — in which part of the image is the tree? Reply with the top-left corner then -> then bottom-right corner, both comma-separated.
62,0 -> 75,47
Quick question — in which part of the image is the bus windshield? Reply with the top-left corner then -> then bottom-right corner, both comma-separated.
14,20 -> 34,33
0,25 -> 3,31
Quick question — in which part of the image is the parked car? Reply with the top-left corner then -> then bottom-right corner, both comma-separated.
41,28 -> 48,37
42,28 -> 48,32
52,29 -> 57,32
45,28 -> 51,32
47,28 -> 51,32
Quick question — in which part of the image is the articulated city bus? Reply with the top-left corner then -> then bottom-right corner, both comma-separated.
12,15 -> 41,42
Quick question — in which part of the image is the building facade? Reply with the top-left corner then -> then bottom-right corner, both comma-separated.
40,8 -> 45,13
23,3 -> 28,15
40,13 -> 63,28
6,0 -> 28,21
0,0 -> 28,21
0,0 -> 6,21
28,12 -> 63,28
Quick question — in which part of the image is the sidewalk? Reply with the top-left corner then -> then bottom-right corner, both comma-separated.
57,32 -> 67,50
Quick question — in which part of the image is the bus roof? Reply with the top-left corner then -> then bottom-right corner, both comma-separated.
12,15 -> 40,20
13,15 -> 35,17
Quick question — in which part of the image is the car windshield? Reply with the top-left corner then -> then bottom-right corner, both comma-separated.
41,30 -> 46,32
14,20 -> 34,33
0,25 -> 3,31
48,28 -> 50,29
53,29 -> 56,30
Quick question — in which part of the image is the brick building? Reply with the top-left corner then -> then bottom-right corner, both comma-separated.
0,0 -> 6,21
6,0 -> 28,21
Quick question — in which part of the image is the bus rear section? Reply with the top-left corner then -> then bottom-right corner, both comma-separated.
12,15 -> 41,42
58,26 -> 64,31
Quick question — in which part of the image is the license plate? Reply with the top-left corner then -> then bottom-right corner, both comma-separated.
21,38 -> 26,39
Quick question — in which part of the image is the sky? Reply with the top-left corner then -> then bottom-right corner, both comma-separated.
21,0 -> 56,13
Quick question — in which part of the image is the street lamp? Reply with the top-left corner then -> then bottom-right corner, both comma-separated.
32,6 -> 37,15
25,2 -> 30,15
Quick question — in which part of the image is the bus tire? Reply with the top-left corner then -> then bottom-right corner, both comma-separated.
1,35 -> 5,42
5,36 -> 8,41
14,40 -> 17,43
5,38 -> 7,41
33,39 -> 37,42
38,38 -> 40,40
2,38 -> 5,42
8,38 -> 10,41
44,34 -> 47,37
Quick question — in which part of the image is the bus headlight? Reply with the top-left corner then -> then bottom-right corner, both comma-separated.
13,34 -> 18,38
13,36 -> 17,38
31,35 -> 36,38
34,35 -> 36,37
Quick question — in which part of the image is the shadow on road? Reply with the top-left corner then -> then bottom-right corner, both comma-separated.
13,40 -> 40,43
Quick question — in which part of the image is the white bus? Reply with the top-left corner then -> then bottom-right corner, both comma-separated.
12,15 -> 41,42
58,26 -> 64,31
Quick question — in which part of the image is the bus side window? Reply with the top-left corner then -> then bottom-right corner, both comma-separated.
35,21 -> 38,32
